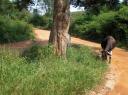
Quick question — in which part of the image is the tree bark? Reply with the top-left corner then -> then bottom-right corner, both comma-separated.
49,0 -> 70,57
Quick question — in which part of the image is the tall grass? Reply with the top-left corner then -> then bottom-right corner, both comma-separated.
0,45 -> 107,95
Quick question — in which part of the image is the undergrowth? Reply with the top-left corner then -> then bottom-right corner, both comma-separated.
0,45 -> 107,95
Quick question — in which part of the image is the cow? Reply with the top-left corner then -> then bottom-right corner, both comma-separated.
101,36 -> 116,63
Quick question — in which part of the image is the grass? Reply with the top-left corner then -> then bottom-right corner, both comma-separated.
0,44 -> 107,95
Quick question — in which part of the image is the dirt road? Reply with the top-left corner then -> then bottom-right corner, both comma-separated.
1,29 -> 128,95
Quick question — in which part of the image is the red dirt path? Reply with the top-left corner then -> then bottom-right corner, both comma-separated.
1,28 -> 128,95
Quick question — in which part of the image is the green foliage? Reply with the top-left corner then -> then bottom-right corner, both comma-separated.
30,14 -> 52,29
118,6 -> 128,20
0,0 -> 34,43
22,44 -> 54,62
12,0 -> 33,11
70,6 -> 128,46
0,0 -> 33,23
0,15 -> 34,43
70,12 -> 93,37
1,45 -> 107,95
43,0 -> 54,14
77,11 -> 117,33
86,11 -> 117,32
1,0 -> 58,31
70,11 -> 117,41
0,0 -> 15,15
71,0 -> 119,15
9,9 -> 32,23
70,12 -> 85,23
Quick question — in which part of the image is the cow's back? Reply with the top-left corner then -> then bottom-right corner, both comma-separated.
101,36 -> 116,51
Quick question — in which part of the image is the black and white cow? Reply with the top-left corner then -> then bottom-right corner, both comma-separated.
101,36 -> 116,63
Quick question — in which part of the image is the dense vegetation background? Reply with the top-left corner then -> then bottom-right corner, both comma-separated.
0,0 -> 128,49
69,5 -> 128,48
0,0 -> 52,43
70,0 -> 128,48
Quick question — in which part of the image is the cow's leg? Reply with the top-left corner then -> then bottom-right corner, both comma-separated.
109,55 -> 111,63
99,49 -> 102,58
108,51 -> 112,64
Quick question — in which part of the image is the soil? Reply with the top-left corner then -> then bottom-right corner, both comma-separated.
1,28 -> 128,95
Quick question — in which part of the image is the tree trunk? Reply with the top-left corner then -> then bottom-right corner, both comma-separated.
49,0 -> 70,57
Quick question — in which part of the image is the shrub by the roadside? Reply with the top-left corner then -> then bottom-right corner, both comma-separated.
69,12 -> 93,38
0,15 -> 34,43
30,14 -> 52,29
22,44 -> 54,62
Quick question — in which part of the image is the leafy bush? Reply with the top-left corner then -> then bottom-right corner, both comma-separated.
10,9 -> 32,22
70,11 -> 124,42
0,15 -> 34,43
69,12 -> 93,38
86,11 -> 117,32
1,45 -> 107,95
22,44 -> 54,62
118,6 -> 128,20
30,14 -> 52,29
117,6 -> 128,34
